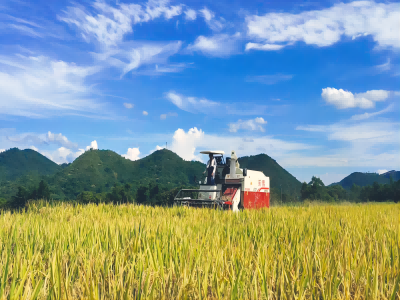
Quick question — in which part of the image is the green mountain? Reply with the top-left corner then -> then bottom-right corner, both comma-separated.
329,171 -> 400,189
48,149 -> 205,199
238,154 -> 302,198
0,148 -> 302,202
380,170 -> 400,181
0,148 -> 60,182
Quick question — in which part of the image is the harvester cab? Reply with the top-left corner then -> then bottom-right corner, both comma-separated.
174,150 -> 270,211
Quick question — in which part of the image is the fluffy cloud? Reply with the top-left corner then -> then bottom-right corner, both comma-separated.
229,117 -> 268,132
160,114 -> 167,120
166,91 -> 220,114
43,139 -> 97,164
123,103 -> 134,109
46,131 -> 78,149
246,1 -> 400,51
184,9 -> 197,20
187,33 -> 240,57
85,140 -> 98,151
0,54 -> 109,118
166,127 -> 312,163
0,149 -> 5,153
170,127 -> 205,161
122,147 -> 140,161
321,88 -> 390,109
143,111 -> 148,115
6,131 -> 78,149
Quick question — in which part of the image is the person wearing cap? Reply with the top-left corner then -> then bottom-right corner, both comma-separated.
203,153 -> 217,185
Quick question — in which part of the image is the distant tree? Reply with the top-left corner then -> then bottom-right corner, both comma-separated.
11,186 -> 28,209
37,180 -> 51,200
77,191 -> 99,204
0,198 -> 9,209
135,186 -> 148,204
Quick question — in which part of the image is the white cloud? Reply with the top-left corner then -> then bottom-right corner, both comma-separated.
59,0 -> 184,48
246,74 -> 293,85
142,110 -> 148,115
6,131 -> 78,149
166,127 -> 313,163
0,149 -> 5,153
229,117 -> 268,132
185,9 -> 197,20
170,127 -> 205,161
246,1 -> 400,51
166,91 -> 220,114
29,145 -> 39,151
321,88 -> 390,109
200,7 -> 214,21
44,139 -> 98,164
0,54 -> 108,118
99,41 -> 183,77
245,43 -> 284,51
375,58 -> 391,73
377,169 -> 388,175
61,1 -> 185,77
199,7 -> 225,31
294,119 -> 400,168
166,91 -> 281,116
350,104 -> 394,120
38,147 -> 85,164
86,140 -> 98,151
160,114 -> 167,120
122,147 -> 140,161
187,34 -> 240,57
123,103 -> 133,109
46,131 -> 78,149
297,121 -> 399,144
149,145 -> 165,155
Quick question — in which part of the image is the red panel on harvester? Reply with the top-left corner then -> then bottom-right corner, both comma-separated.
255,192 -> 270,209
243,192 -> 270,209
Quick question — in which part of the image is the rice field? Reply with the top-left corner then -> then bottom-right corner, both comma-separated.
0,201 -> 399,299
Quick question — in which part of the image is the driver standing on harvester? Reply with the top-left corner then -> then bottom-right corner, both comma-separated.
204,153 -> 216,185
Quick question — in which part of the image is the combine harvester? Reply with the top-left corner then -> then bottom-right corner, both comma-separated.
174,150 -> 270,212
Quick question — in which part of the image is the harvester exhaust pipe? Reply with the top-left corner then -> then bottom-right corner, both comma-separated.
230,150 -> 238,177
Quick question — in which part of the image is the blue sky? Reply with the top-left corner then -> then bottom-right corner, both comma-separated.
0,0 -> 399,185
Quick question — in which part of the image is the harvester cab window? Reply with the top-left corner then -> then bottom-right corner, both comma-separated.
215,156 -> 225,165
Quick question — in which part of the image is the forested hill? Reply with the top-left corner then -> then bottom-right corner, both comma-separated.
48,149 -> 205,200
238,154 -> 302,197
0,148 -> 305,201
329,171 -> 400,190
0,148 -> 61,181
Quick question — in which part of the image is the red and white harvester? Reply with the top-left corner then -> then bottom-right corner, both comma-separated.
174,150 -> 270,211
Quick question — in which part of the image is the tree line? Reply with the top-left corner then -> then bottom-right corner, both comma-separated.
301,176 -> 399,202
0,181 -> 193,210
1,176 -> 398,210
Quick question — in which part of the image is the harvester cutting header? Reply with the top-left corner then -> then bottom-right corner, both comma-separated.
174,150 -> 270,211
